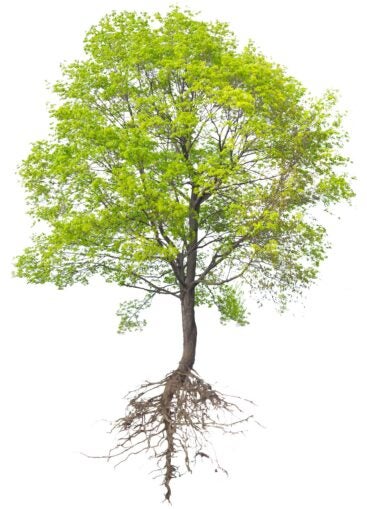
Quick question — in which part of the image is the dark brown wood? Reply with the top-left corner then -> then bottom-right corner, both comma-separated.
178,287 -> 197,370
177,188 -> 200,371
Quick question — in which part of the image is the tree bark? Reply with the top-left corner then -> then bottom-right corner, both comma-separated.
177,190 -> 200,372
178,287 -> 197,371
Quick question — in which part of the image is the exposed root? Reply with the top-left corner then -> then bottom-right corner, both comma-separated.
94,369 -> 254,502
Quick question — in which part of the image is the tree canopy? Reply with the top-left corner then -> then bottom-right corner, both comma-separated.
16,8 -> 353,331
16,8 -> 353,329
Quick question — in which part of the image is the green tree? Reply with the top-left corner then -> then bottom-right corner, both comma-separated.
15,8 -> 353,501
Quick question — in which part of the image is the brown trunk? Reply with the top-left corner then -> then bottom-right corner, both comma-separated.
178,288 -> 197,371
177,190 -> 199,372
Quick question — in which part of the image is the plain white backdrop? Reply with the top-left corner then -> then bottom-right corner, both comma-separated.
1,1 -> 366,507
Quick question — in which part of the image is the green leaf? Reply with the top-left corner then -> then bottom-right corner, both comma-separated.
116,295 -> 153,334
217,286 -> 249,326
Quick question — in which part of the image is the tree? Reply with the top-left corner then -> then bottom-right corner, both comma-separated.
15,7 -> 353,501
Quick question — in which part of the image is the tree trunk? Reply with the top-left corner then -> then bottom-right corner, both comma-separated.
178,288 -> 197,371
177,189 -> 200,372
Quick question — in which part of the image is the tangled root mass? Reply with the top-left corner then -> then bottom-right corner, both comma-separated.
100,369 -> 254,502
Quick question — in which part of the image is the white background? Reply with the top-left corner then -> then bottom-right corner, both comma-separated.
1,1 -> 366,507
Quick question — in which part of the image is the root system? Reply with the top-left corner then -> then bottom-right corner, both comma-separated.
97,369 -> 254,502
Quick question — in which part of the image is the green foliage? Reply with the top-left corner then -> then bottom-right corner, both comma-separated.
217,286 -> 249,326
15,7 -> 354,330
116,295 -> 153,333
